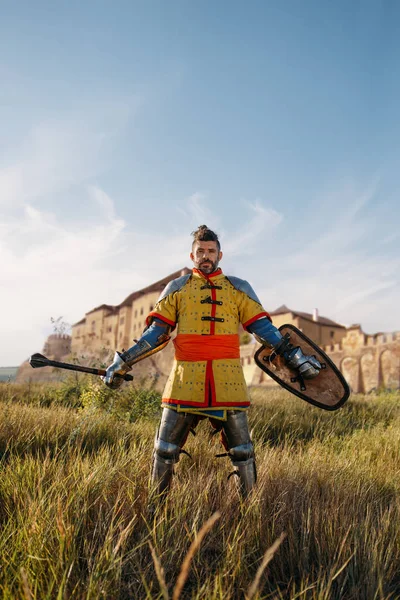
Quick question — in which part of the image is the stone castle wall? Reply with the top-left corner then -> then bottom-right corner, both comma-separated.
71,268 -> 191,357
321,327 -> 400,393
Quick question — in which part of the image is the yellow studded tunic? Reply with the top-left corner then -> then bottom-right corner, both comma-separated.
146,268 -> 270,419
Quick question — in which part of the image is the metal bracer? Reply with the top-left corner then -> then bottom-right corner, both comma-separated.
248,317 -> 321,380
103,318 -> 171,389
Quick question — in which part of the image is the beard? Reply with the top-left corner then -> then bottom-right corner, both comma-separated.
197,258 -> 219,274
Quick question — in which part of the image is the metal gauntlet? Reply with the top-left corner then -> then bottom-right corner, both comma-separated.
102,318 -> 171,389
102,352 -> 132,389
273,335 -> 321,379
247,317 -> 321,379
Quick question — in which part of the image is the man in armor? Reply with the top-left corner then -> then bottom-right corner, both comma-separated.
103,225 -> 321,498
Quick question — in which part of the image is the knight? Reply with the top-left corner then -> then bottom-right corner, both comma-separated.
103,225 -> 321,498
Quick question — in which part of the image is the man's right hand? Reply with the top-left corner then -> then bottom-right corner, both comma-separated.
102,352 -> 132,389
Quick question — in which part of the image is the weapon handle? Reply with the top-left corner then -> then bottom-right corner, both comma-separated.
29,354 -> 133,381
54,363 -> 134,381
114,372 -> 134,381
90,368 -> 134,382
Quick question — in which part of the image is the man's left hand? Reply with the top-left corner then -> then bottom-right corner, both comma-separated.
284,348 -> 322,379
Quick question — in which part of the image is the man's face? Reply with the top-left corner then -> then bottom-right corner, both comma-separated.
190,240 -> 223,275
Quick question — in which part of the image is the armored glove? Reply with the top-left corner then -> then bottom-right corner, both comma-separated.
283,346 -> 321,379
272,334 -> 321,378
102,318 -> 172,390
247,318 -> 321,379
102,352 -> 132,389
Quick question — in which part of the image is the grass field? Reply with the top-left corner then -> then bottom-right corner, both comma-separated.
0,380 -> 399,599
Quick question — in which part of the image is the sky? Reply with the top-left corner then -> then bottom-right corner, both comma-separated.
1,0 -> 400,366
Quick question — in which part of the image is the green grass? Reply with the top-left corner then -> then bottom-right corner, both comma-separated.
0,383 -> 399,599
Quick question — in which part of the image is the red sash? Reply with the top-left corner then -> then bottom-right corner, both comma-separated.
173,334 -> 240,361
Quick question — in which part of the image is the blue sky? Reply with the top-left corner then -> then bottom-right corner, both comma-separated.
1,0 -> 399,365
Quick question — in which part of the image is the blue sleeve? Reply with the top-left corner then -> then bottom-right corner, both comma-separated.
247,317 -> 283,347
139,317 -> 171,347
120,318 -> 171,364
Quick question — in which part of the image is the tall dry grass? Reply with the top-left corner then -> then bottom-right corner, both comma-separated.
0,383 -> 399,599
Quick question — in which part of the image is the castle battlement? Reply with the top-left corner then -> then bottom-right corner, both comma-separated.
316,325 -> 400,394
46,334 -> 71,341
322,328 -> 400,354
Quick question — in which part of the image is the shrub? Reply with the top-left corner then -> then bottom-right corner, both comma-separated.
79,378 -> 161,423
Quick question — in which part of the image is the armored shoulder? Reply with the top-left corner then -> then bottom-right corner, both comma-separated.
157,274 -> 191,303
225,275 -> 261,304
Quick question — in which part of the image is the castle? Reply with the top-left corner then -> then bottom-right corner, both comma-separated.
18,268 -> 400,392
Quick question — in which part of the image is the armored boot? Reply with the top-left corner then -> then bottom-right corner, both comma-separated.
151,408 -> 197,496
222,410 -> 257,498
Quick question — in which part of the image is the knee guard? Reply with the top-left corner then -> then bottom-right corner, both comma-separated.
151,435 -> 181,495
154,437 -> 181,464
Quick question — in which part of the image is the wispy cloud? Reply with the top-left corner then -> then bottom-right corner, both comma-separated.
0,188 -> 196,364
252,179 -> 400,332
1,184 -> 285,363
0,112 -> 133,364
1,129 -> 399,366
0,121 -> 103,211
222,200 -> 283,256
177,192 -> 217,227
381,232 -> 400,245
0,165 -> 24,208
0,190 -> 128,359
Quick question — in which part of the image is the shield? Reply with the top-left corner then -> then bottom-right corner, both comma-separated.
254,324 -> 350,411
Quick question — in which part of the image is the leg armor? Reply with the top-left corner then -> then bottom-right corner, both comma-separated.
222,411 -> 257,498
151,408 -> 197,496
